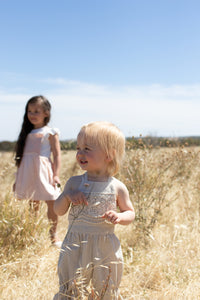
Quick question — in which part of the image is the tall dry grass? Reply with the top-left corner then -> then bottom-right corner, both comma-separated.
0,147 -> 200,299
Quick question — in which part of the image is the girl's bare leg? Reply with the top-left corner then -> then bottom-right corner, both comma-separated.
46,200 -> 58,243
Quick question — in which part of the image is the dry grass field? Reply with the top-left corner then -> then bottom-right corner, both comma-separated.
0,146 -> 200,299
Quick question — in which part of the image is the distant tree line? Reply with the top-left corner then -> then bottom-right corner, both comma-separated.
0,140 -> 77,152
126,136 -> 200,149
0,141 -> 16,152
1,136 -> 200,152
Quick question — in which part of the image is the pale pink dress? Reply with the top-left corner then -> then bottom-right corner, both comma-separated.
15,126 -> 60,201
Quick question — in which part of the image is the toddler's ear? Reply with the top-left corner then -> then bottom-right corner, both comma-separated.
106,149 -> 116,162
106,155 -> 112,162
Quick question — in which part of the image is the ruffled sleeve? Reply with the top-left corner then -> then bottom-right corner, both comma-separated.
48,127 -> 60,136
40,126 -> 61,157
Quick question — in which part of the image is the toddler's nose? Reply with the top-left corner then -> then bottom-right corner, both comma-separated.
77,149 -> 84,156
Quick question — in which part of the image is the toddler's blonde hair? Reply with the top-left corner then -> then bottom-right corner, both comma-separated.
77,121 -> 125,176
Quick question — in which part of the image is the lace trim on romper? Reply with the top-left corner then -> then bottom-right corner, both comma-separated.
68,173 -> 118,230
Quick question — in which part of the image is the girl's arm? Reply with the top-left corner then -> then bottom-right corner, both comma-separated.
49,133 -> 61,186
54,176 -> 88,216
102,180 -> 135,225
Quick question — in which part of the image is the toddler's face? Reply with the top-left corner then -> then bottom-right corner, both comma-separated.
76,138 -> 109,178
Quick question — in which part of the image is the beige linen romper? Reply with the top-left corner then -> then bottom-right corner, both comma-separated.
54,173 -> 123,299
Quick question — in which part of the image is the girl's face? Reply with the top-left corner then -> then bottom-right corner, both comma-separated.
27,102 -> 48,129
76,138 -> 109,179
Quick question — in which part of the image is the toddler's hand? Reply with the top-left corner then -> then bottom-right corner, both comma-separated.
70,191 -> 88,206
102,210 -> 120,224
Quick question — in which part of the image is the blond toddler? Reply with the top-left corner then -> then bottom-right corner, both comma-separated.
54,121 -> 135,299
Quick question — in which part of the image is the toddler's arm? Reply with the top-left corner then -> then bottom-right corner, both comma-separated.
54,176 -> 88,216
102,179 -> 135,225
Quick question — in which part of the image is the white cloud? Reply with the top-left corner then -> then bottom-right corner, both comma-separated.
1,79 -> 200,141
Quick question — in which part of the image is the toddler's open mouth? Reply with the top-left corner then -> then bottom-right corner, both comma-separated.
80,160 -> 88,165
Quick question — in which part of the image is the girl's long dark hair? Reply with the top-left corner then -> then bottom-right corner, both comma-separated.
15,95 -> 51,167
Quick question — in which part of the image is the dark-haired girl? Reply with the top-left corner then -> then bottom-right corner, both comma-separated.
14,95 -> 61,247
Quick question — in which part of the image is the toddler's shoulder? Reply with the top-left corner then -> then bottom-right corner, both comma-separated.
112,177 -> 129,194
112,177 -> 127,188
65,174 -> 84,190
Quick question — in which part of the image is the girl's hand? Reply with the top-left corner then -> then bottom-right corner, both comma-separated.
69,191 -> 88,206
102,210 -> 121,224
53,176 -> 61,188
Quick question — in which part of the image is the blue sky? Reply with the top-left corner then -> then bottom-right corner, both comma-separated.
1,0 -> 200,141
